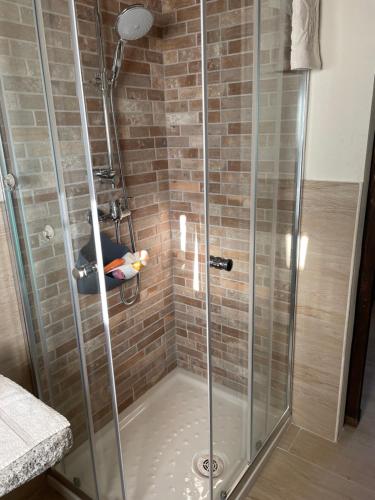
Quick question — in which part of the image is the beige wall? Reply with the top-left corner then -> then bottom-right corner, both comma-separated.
293,181 -> 359,441
305,0 -> 375,182
293,0 -> 375,440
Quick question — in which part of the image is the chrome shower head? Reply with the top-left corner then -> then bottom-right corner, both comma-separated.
116,5 -> 154,41
109,5 -> 154,85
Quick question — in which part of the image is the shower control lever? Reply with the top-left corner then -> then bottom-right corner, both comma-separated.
209,256 -> 233,272
93,200 -> 132,225
109,199 -> 131,222
73,263 -> 98,281
93,168 -> 116,184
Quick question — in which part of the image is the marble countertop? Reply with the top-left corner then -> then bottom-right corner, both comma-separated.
0,375 -> 73,496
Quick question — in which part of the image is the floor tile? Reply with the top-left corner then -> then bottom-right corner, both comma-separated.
247,448 -> 375,500
289,428 -> 375,492
248,304 -> 375,500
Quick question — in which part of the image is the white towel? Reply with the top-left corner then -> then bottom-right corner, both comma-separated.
291,0 -> 322,70
0,375 -> 70,470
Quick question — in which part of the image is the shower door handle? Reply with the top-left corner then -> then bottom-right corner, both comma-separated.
73,263 -> 98,280
209,256 -> 233,272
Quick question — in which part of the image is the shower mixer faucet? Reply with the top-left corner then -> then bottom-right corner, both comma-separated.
93,168 -> 116,185
109,199 -> 130,222
90,200 -> 131,225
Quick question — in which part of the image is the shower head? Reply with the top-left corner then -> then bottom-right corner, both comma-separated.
109,5 -> 154,85
116,5 -> 154,41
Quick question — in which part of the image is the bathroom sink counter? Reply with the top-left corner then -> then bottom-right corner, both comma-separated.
0,375 -> 72,496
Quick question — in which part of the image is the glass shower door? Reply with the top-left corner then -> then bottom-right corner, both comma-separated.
203,0 -> 253,497
202,0 -> 307,497
250,0 -> 307,455
0,0 -> 126,498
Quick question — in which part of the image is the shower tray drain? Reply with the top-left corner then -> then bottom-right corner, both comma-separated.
194,454 -> 225,478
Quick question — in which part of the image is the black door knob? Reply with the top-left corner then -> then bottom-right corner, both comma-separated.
209,256 -> 233,272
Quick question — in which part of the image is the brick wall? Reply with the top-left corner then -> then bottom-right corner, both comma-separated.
163,0 -> 302,419
0,0 -> 303,454
0,0 -> 176,446
69,0 -> 177,426
40,0 -> 178,433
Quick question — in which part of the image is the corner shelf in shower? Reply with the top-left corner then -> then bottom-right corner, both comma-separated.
74,231 -> 131,295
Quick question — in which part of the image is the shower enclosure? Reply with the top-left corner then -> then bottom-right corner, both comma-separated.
0,0 -> 307,498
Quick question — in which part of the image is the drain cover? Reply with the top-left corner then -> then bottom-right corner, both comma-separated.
195,454 -> 224,478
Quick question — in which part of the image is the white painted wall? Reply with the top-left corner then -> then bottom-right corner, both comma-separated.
304,0 -> 375,182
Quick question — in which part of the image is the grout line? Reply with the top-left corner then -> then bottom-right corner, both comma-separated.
294,424 -> 338,444
286,426 -> 301,452
275,423 -> 301,452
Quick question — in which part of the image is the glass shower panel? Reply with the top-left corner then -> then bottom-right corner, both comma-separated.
0,0 -> 96,495
251,0 -> 305,454
61,1 -> 211,499
101,0 -> 212,496
205,0 -> 306,493
205,1 -> 253,497
39,0 -> 127,497
0,1 -> 127,498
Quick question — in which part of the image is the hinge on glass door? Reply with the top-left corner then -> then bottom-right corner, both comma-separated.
3,173 -> 16,192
